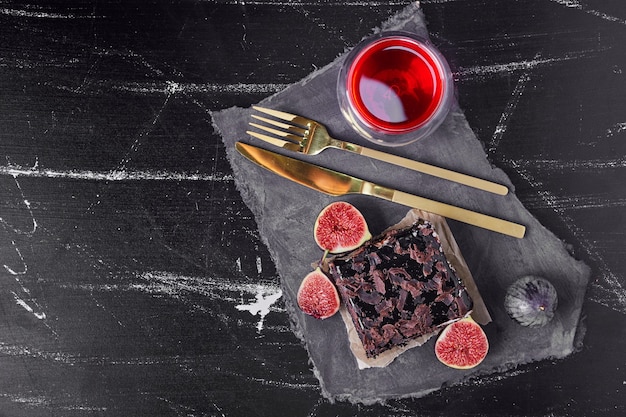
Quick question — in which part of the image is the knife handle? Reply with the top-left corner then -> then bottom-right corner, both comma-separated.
390,190 -> 526,238
355,146 -> 509,196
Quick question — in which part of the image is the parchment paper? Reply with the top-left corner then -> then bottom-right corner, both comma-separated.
211,2 -> 591,404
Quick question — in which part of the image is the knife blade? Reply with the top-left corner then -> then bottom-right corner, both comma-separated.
235,142 -> 525,238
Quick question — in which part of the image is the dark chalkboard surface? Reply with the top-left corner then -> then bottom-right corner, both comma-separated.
0,1 -> 624,416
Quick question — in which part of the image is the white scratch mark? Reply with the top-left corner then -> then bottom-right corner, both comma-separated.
117,84 -> 174,172
549,0 -> 626,25
512,157 -> 626,174
3,241 -> 27,276
460,364 -> 535,387
12,292 -> 46,319
115,49 -> 165,78
458,57 -> 564,78
0,342 -> 250,369
136,271 -> 281,300
60,405 -> 108,412
235,257 -> 242,272
606,122 -> 626,138
457,48 -> 606,80
255,255 -> 263,274
0,393 -> 49,407
0,165 -> 233,182
113,81 -> 290,96
212,402 -> 226,417
236,289 -> 283,332
489,72 -> 531,152
0,344 -> 72,363
157,396 -> 202,416
238,372 -> 318,390
0,7 -> 103,19
0,175 -> 38,236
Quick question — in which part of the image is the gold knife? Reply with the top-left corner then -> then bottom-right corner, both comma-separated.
235,142 -> 525,238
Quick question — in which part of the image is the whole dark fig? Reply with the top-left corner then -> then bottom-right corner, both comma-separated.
504,276 -> 558,327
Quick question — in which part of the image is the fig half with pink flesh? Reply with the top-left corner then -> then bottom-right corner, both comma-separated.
314,201 -> 371,254
297,268 -> 340,319
435,316 -> 489,369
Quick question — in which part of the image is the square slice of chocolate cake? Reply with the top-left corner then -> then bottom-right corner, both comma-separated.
328,220 -> 473,358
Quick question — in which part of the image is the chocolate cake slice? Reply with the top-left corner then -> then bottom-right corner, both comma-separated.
328,220 -> 473,358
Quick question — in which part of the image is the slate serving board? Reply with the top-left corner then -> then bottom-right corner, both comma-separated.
212,3 -> 590,404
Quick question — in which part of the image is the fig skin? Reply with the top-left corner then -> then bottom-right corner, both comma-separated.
314,201 -> 371,254
504,276 -> 558,327
297,268 -> 341,320
435,316 -> 489,369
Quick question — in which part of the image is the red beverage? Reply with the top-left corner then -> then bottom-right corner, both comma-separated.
338,33 -> 452,145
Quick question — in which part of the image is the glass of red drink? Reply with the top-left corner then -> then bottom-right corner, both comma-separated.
337,31 -> 454,146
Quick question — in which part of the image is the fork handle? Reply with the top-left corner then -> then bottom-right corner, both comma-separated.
390,190 -> 526,238
351,145 -> 509,196
359,180 -> 525,238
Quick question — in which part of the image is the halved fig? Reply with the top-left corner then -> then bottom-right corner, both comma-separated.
297,268 -> 340,319
435,316 -> 489,369
314,201 -> 371,254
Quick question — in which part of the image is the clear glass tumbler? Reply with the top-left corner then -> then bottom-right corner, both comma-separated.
337,31 -> 454,146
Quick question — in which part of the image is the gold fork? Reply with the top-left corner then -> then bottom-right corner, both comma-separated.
246,106 -> 509,196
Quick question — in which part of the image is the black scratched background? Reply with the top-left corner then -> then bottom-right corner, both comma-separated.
0,1 -> 625,416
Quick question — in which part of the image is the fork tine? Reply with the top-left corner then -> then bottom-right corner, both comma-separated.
246,130 -> 303,152
253,106 -> 313,127
249,122 -> 303,143
251,115 -> 307,136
